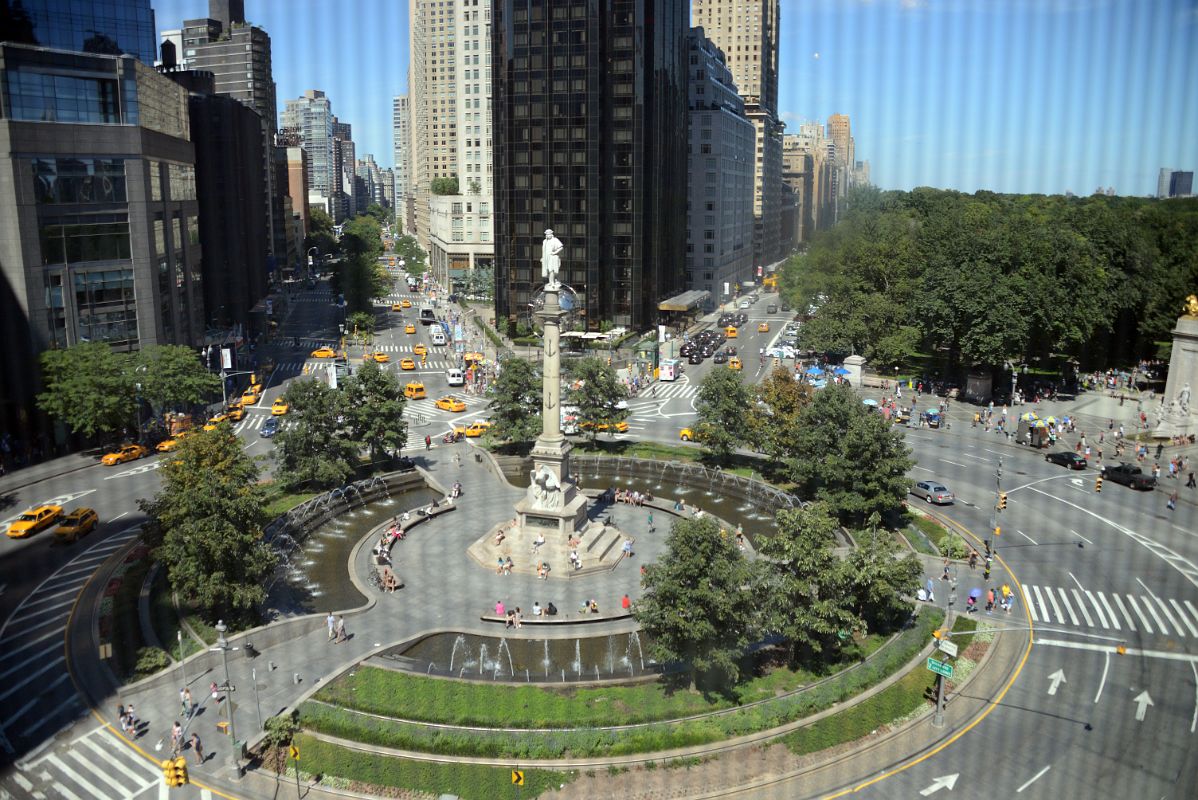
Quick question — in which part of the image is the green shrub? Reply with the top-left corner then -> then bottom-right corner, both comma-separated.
939,533 -> 971,559
134,647 -> 171,677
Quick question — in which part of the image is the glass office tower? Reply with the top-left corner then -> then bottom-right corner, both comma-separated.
1,0 -> 158,64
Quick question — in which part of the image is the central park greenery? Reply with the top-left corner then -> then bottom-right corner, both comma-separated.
783,188 -> 1198,372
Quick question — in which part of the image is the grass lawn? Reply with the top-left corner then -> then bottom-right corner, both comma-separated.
290,733 -> 573,799
298,611 -> 943,760
262,488 -> 320,520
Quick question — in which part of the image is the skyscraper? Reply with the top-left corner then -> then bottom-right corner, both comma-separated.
686,28 -> 754,303
690,0 -> 784,267
392,95 -> 412,233
407,0 -> 460,249
1,0 -> 158,64
492,0 -> 690,330
282,90 -> 335,217
1169,171 -> 1193,198
1158,168 -> 1174,199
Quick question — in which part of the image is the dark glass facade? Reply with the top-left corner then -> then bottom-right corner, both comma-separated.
1,0 -> 158,64
492,0 -> 689,330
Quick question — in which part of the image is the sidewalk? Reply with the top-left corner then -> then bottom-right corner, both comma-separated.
0,451 -> 99,495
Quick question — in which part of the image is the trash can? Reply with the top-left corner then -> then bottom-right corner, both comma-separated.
474,452 -> 482,463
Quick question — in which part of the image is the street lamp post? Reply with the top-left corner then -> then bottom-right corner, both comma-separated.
213,620 -> 241,778
177,630 -> 187,691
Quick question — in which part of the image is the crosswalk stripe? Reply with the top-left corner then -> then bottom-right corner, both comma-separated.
0,639 -> 60,683
1170,599 -> 1198,637
1185,601 -> 1198,631
12,773 -> 32,791
6,673 -> 71,726
45,754 -> 104,800
70,747 -> 127,794
1056,587 -> 1080,626
1112,593 -> 1137,630
1083,590 -> 1108,628
1071,588 -> 1095,627
82,730 -> 159,784
1139,595 -> 1168,635
1126,595 -> 1154,633
1044,587 -> 1065,624
1031,585 -> 1048,622
0,654 -> 64,702
1022,584 -> 1038,622
1096,592 -> 1120,630
1152,595 -> 1184,637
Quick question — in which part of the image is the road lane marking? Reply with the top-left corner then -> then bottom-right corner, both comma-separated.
1171,600 -> 1198,637
1153,595 -> 1185,637
1191,662 -> 1198,734
71,744 -> 128,794
1032,585 -> 1049,622
1097,591 -> 1121,627
1071,589 -> 1095,627
1036,637 -> 1198,662
1070,528 -> 1093,545
1017,529 -> 1038,545
1017,765 -> 1051,793
1045,587 -> 1065,624
1135,577 -> 1178,636
1126,595 -> 1154,633
1186,601 -> 1198,631
1083,590 -> 1108,627
1112,594 -> 1136,631
1067,572 -> 1085,591
939,459 -> 969,468
0,639 -> 60,683
45,754 -> 102,800
0,655 -> 64,702
1139,595 -> 1168,635
1056,588 -> 1080,625
1094,650 -> 1110,704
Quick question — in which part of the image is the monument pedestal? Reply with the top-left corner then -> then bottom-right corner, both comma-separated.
1154,314 -> 1198,439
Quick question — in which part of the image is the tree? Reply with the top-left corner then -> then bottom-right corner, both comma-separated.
347,311 -> 375,344
755,503 -> 860,665
634,516 -> 758,692
486,356 -> 542,446
342,363 -> 407,462
430,177 -> 459,195
746,367 -> 813,463
564,357 -> 628,441
393,234 -> 427,275
305,208 -> 339,257
37,342 -> 136,439
272,379 -> 358,489
785,383 -> 913,526
139,425 -> 277,625
693,368 -> 752,462
365,202 -> 394,227
837,520 -> 922,633
134,345 -> 220,411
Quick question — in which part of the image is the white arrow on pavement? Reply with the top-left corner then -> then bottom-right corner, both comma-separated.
1133,690 -> 1153,721
1047,669 -> 1067,695
919,774 -> 960,796
1070,478 -> 1084,486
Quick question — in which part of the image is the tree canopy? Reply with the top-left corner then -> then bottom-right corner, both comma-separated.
782,188 -> 1198,371
139,425 -> 276,625
564,358 -> 628,441
693,367 -> 752,462
335,214 -> 392,313
392,235 -> 427,275
134,345 -> 220,411
37,342 -> 137,439
486,356 -> 542,445
272,379 -> 359,489
342,362 -> 408,462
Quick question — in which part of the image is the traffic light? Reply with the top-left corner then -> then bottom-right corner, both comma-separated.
994,525 -> 1001,538
998,492 -> 1008,510
162,757 -> 188,787
1095,475 -> 1103,492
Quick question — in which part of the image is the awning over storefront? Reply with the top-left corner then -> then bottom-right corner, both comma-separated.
658,290 -> 710,312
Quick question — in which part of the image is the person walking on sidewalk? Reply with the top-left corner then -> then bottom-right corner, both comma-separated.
190,732 -> 204,765
334,615 -> 348,643
326,611 -> 336,642
171,721 -> 184,756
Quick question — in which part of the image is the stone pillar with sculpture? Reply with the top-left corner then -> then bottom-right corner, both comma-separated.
1154,294 -> 1198,440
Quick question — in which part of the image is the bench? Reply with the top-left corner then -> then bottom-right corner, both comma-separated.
479,611 -> 632,626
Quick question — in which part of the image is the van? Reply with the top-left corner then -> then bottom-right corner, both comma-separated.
446,368 -> 465,387
430,327 -> 447,345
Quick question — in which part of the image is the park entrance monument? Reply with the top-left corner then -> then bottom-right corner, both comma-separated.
1155,294 -> 1198,440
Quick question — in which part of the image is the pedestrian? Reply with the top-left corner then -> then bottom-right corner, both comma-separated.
327,611 -> 336,642
968,550 -> 978,570
171,721 -> 184,756
1167,491 -> 1178,511
941,559 -> 950,581
425,434 -> 432,450
183,687 -> 193,718
925,577 -> 935,603
647,511 -> 655,532
190,732 -> 204,765
985,588 -> 995,613
1188,472 -> 1196,489
622,594 -> 631,611
334,615 -> 347,643
622,538 -> 634,558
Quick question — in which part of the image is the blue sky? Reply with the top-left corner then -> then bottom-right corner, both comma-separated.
153,0 -> 1197,196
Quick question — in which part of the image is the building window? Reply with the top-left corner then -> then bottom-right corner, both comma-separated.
7,70 -> 122,124
33,158 -> 127,204
40,221 -> 132,265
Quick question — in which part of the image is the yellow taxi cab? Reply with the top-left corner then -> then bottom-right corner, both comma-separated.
435,395 -> 467,412
404,381 -> 427,399
453,420 -> 492,438
757,322 -> 770,333
413,343 -> 428,356
391,303 -> 405,312
679,427 -> 697,442
400,358 -> 417,370
224,406 -> 246,421
366,351 -> 391,363
311,346 -> 337,358
728,357 -> 743,371
401,299 -> 412,308
581,420 -> 630,433
7,504 -> 64,538
239,387 -> 261,407
55,507 -> 98,543
725,326 -> 738,338
271,397 -> 290,416
404,324 -> 417,334
156,430 -> 194,452
202,414 -> 230,431
101,443 -> 149,465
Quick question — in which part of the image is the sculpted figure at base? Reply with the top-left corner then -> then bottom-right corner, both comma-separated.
528,465 -> 564,510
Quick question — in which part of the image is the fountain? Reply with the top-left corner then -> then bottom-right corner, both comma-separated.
449,634 -> 467,673
478,643 -> 489,675
628,631 -> 645,671
572,640 -> 582,676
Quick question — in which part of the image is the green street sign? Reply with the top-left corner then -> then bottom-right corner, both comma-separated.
926,657 -> 954,678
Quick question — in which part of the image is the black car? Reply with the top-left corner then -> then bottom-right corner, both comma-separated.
723,345 -> 738,357
735,312 -> 748,326
781,303 -> 791,312
1045,451 -> 1087,470
260,417 -> 280,438
1102,463 -> 1156,490
688,352 -> 704,365
712,352 -> 728,364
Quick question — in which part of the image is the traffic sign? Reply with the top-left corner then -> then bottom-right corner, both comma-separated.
511,769 -> 525,786
289,744 -> 300,761
926,657 -> 954,678
936,639 -> 959,658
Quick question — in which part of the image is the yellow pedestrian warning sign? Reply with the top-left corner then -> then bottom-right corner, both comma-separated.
511,769 -> 524,786
289,744 -> 300,761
